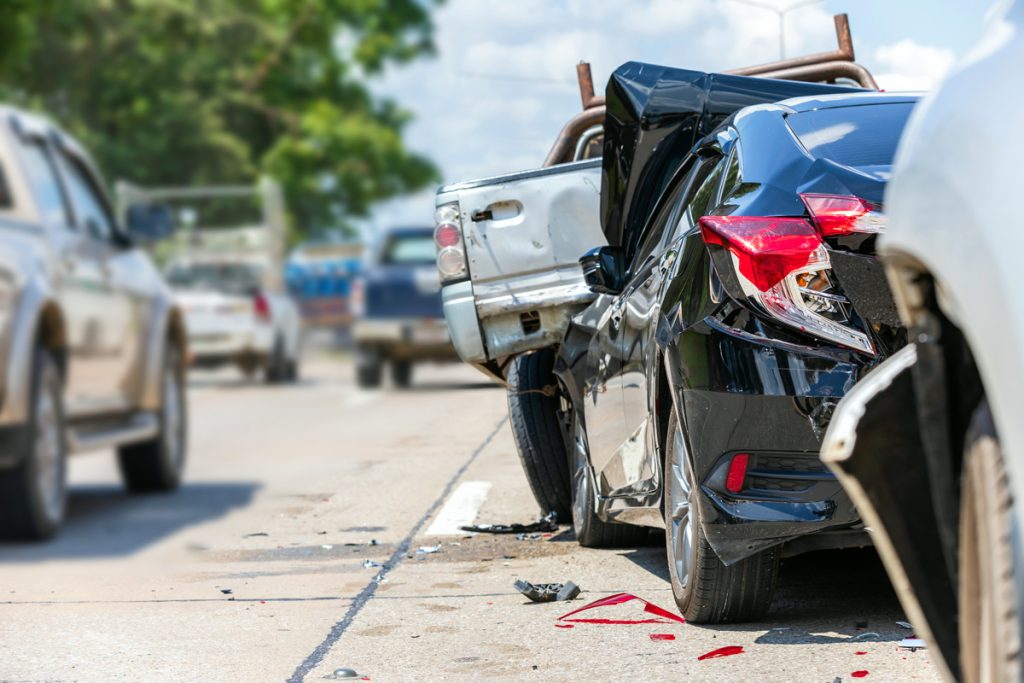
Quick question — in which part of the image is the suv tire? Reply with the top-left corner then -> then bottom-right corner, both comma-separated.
391,360 -> 413,388
356,346 -> 383,389
664,410 -> 778,622
959,399 -> 1021,683
118,347 -> 187,492
507,349 -> 571,521
0,348 -> 67,540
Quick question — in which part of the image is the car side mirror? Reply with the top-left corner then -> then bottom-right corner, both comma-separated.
580,246 -> 625,295
125,203 -> 175,244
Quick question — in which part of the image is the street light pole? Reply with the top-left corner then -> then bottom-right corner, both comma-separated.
721,0 -> 824,59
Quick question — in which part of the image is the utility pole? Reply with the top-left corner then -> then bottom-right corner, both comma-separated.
721,0 -> 824,59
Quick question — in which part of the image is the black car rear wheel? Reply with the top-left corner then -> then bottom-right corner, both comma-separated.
391,360 -> 413,388
506,349 -> 571,521
959,399 -> 1021,683
664,411 -> 778,623
355,346 -> 383,389
570,408 -> 648,548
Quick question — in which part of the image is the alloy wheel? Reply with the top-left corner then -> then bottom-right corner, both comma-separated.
667,426 -> 694,590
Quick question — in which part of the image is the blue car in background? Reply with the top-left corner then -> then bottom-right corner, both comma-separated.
352,227 -> 457,388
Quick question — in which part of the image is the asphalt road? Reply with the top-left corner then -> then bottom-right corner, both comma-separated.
0,357 -> 940,682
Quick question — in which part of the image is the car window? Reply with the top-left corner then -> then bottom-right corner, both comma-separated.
19,141 -> 69,225
55,151 -> 116,241
682,154 -> 726,229
167,262 -> 264,294
785,102 -> 915,168
720,143 -> 742,201
383,234 -> 435,265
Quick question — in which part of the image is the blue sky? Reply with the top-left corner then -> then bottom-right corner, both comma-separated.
365,0 -> 995,231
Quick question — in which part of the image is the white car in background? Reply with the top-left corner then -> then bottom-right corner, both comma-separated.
167,256 -> 302,382
822,2 -> 1024,680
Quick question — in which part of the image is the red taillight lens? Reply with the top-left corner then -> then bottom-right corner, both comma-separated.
434,223 -> 461,248
725,453 -> 749,494
699,216 -> 823,292
253,293 -> 271,321
800,193 -> 886,237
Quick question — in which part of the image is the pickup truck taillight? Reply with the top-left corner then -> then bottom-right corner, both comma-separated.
434,202 -> 468,283
699,215 -> 875,354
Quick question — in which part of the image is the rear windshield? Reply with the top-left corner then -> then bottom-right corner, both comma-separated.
786,102 -> 915,168
166,262 -> 264,294
383,234 -> 435,265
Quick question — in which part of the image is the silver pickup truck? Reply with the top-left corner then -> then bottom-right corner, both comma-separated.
0,106 -> 188,539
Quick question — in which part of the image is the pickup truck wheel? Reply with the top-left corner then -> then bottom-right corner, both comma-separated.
118,347 -> 186,492
0,348 -> 67,540
959,399 -> 1021,683
356,347 -> 383,389
507,350 -> 572,521
264,337 -> 287,384
391,360 -> 413,388
569,406 -> 648,548
664,411 -> 778,623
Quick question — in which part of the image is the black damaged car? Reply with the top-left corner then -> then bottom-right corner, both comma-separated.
554,63 -> 917,622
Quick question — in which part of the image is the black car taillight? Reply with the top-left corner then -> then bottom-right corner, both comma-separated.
699,214 -> 874,354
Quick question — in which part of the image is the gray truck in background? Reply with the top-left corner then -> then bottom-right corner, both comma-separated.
0,106 -> 188,540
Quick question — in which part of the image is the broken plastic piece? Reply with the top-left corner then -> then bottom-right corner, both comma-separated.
362,559 -> 381,569
461,511 -> 558,534
898,637 -> 926,651
556,592 -> 685,625
417,545 -> 442,554
852,632 -> 881,641
220,589 -> 233,595
649,633 -> 676,641
851,671 -> 869,678
896,620 -> 913,629
697,645 -> 744,660
855,651 -> 868,655
325,668 -> 361,680
515,580 -> 581,603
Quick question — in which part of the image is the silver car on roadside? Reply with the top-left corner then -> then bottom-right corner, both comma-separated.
0,106 -> 187,540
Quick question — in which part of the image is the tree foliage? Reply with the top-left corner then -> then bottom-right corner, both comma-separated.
0,0 -> 441,234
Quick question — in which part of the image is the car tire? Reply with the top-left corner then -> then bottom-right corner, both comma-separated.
118,347 -> 187,493
286,357 -> 300,383
0,348 -> 67,540
264,337 -> 287,384
506,349 -> 571,522
959,399 -> 1021,683
569,406 -> 648,548
356,347 -> 383,389
663,410 -> 778,623
391,360 -> 413,389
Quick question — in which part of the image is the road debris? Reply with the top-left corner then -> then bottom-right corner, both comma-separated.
243,532 -> 269,538
555,592 -> 685,626
649,633 -> 676,641
851,671 -> 870,678
417,545 -> 442,554
697,645 -> 744,660
852,632 -> 881,641
896,620 -> 913,629
898,637 -> 926,651
516,532 -> 543,541
219,589 -> 233,595
514,580 -> 581,603
363,559 -> 382,569
321,544 -> 334,550
324,668 -> 365,680
461,511 -> 557,535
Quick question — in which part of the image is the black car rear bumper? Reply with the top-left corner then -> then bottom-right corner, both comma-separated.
671,318 -> 871,564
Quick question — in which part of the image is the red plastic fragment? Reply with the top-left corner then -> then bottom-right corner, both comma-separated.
852,671 -> 869,678
855,651 -> 868,656
649,633 -> 676,641
556,592 -> 686,626
697,645 -> 744,660
554,624 -> 574,629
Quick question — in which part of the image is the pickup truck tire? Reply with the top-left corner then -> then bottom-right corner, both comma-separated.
959,399 -> 1021,683
118,348 -> 186,493
664,411 -> 778,623
265,337 -> 287,384
0,348 -> 67,540
391,360 -> 413,388
507,349 -> 572,522
356,347 -> 383,389
569,399 -> 648,548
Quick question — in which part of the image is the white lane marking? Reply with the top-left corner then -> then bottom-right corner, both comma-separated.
425,481 -> 492,536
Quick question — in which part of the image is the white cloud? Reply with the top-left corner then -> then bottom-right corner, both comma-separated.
870,39 -> 956,91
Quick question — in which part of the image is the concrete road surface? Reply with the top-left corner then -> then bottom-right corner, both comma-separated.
0,358 -> 939,682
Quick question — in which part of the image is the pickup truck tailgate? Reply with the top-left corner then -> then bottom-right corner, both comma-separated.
437,159 -> 605,363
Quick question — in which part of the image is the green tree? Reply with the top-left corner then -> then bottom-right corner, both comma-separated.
0,0 -> 441,235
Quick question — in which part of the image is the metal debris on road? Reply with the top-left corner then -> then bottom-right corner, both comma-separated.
324,668 -> 362,680
555,592 -> 685,626
514,580 -> 581,603
697,645 -> 744,660
416,545 -> 442,554
898,637 -> 926,651
896,620 -> 913,629
460,511 -> 558,535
